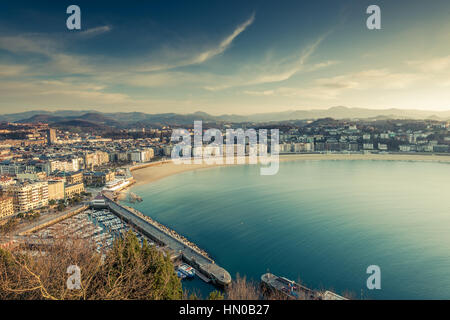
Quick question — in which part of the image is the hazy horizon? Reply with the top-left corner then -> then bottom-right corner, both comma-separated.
1,0 -> 450,114
1,105 -> 450,117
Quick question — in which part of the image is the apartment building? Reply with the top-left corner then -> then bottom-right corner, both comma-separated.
0,176 -> 16,191
292,142 -> 314,153
64,182 -> 85,199
47,128 -> 57,145
0,162 -> 38,175
43,158 -> 80,174
83,171 -> 115,187
0,195 -> 14,219
55,171 -> 83,185
16,172 -> 47,181
84,151 -> 109,169
48,180 -> 65,201
8,181 -> 49,213
129,149 -> 155,163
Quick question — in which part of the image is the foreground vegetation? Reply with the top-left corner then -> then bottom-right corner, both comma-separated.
0,232 -> 182,300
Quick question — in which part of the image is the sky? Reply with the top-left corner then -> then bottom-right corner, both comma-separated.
0,0 -> 450,115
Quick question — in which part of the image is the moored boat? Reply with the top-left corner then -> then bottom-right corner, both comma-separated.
178,263 -> 196,278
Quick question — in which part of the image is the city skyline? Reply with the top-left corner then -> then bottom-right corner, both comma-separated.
1,0 -> 450,115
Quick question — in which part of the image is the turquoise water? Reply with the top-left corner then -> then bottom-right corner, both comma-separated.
128,160 -> 450,299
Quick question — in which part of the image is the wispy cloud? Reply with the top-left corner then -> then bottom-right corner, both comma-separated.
315,69 -> 423,90
0,35 -> 55,55
406,55 -> 450,73
243,67 -> 424,101
138,13 -> 256,72
203,33 -> 334,91
0,79 -> 128,106
0,64 -> 28,77
0,76 -> 203,113
79,25 -> 112,38
191,13 -> 255,64
0,35 -> 94,74
0,14 -> 258,111
249,33 -> 330,85
243,89 -> 275,96
243,87 -> 340,100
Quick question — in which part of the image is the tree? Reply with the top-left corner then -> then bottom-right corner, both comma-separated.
207,290 -> 224,300
0,237 -> 100,300
0,231 -> 182,300
226,274 -> 260,300
0,218 -> 19,235
87,231 -> 182,300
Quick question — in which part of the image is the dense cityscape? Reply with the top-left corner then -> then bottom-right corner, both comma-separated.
0,116 -> 449,223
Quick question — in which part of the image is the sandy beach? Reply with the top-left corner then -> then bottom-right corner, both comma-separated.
130,153 -> 450,187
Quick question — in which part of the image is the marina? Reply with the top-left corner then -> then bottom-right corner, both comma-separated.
99,194 -> 232,287
30,208 -> 152,253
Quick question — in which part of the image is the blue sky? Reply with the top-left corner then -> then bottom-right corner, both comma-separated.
1,0 -> 450,114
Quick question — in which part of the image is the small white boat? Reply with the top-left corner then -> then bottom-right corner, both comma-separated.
178,264 -> 195,278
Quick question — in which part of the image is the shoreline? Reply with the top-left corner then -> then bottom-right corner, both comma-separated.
130,153 -> 450,188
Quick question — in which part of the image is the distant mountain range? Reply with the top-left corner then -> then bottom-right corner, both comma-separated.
0,107 -> 449,128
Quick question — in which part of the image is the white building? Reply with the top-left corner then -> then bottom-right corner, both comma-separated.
0,163 -> 38,175
399,145 -> 411,152
129,149 -> 154,163
280,143 -> 292,153
44,158 -> 80,174
292,142 -> 313,153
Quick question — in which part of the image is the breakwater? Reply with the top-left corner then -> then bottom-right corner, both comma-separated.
121,204 -> 212,260
101,195 -> 231,287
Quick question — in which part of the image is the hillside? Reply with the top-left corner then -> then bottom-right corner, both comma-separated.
0,107 -> 448,129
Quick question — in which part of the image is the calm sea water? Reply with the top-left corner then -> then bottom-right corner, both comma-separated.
127,160 -> 450,299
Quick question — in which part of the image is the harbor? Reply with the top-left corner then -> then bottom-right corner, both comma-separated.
99,193 -> 232,287
13,207 -> 152,254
